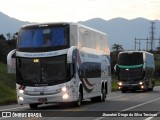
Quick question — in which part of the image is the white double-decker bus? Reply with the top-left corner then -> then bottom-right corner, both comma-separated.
7,22 -> 111,109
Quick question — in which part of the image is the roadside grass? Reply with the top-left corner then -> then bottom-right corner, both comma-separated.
154,54 -> 160,67
0,62 -> 16,105
112,76 -> 119,91
155,78 -> 160,86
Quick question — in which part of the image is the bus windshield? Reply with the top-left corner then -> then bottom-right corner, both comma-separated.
17,24 -> 69,51
16,55 -> 68,86
118,52 -> 143,66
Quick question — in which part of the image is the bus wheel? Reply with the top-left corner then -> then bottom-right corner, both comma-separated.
92,86 -> 106,102
150,84 -> 154,91
150,81 -> 155,91
150,87 -> 153,91
29,104 -> 38,109
101,87 -> 106,102
143,82 -> 148,92
74,91 -> 82,107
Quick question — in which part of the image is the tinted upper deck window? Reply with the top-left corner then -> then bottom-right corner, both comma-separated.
17,24 -> 69,52
118,52 -> 143,65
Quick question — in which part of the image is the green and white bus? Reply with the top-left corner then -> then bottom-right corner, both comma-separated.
115,51 -> 155,93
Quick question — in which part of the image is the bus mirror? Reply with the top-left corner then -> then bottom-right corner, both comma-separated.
69,63 -> 76,79
7,49 -> 16,74
114,64 -> 117,73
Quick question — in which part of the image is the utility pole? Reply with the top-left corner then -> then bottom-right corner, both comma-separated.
159,37 -> 160,48
135,38 -> 148,51
134,22 -> 160,52
150,22 -> 156,52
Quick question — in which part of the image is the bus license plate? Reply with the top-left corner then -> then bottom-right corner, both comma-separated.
38,98 -> 47,102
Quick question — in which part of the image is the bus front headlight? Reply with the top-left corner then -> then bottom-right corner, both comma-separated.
141,86 -> 144,89
62,93 -> 69,99
19,89 -> 24,94
18,96 -> 24,101
139,82 -> 143,85
118,82 -> 123,86
62,86 -> 67,92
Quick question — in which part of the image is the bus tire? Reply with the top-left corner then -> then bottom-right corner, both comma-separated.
101,87 -> 106,102
149,87 -> 153,91
29,104 -> 38,109
92,86 -> 106,102
150,80 -> 155,91
149,84 -> 154,91
74,85 -> 83,107
74,91 -> 82,107
143,81 -> 148,92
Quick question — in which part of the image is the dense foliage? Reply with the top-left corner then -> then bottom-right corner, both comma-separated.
0,34 -> 16,63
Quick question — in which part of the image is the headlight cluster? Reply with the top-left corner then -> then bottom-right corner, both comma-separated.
139,81 -> 144,89
139,81 -> 143,85
62,86 -> 67,92
19,89 -> 24,94
118,82 -> 123,89
118,82 -> 123,86
61,86 -> 69,99
18,96 -> 24,101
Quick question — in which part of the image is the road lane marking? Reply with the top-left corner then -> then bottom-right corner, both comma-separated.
94,117 -> 105,120
145,117 -> 154,120
121,97 -> 160,111
94,97 -> 160,120
144,111 -> 160,120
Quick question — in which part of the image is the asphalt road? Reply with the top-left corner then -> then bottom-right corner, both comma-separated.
0,86 -> 160,120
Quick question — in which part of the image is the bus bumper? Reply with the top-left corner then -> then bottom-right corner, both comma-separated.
118,81 -> 144,91
17,90 -> 78,105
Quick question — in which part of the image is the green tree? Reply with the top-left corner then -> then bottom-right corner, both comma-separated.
112,44 -> 124,52
0,34 -> 6,40
0,32 -> 17,63
111,44 -> 124,74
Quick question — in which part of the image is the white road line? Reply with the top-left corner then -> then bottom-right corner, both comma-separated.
145,117 -> 154,120
94,97 -> 160,120
94,117 -> 105,120
121,97 -> 160,111
144,111 -> 160,120
94,95 -> 126,120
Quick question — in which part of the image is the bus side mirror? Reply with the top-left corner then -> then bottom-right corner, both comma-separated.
114,64 -> 118,73
7,49 -> 16,74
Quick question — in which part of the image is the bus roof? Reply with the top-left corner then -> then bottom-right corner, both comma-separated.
119,51 -> 153,55
21,22 -> 106,35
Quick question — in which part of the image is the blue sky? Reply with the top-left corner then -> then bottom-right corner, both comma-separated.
0,0 -> 160,22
